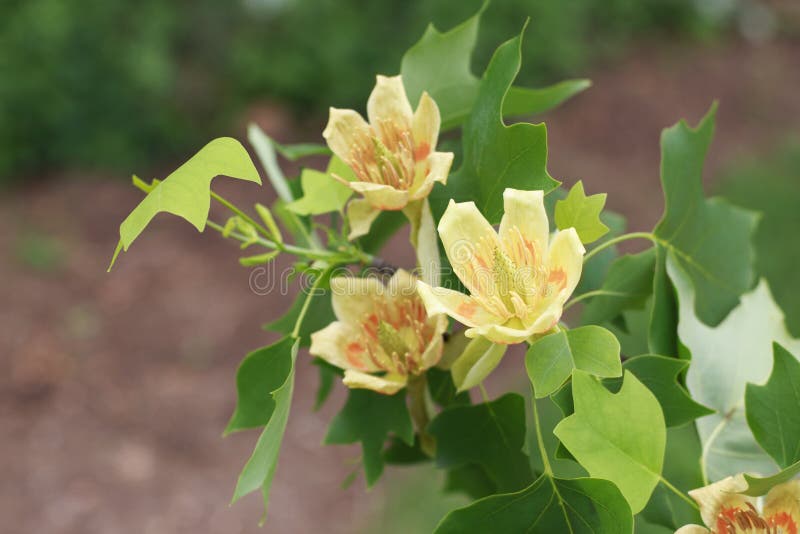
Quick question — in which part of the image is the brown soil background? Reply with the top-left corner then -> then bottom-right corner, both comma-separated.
1,39 -> 799,533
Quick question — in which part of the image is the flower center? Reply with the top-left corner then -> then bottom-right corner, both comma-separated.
716,503 -> 797,533
348,118 -> 419,190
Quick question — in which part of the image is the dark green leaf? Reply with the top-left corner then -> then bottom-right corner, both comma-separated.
435,475 -> 632,534
648,245 -> 678,356
427,367 -> 471,408
555,180 -> 609,244
325,389 -> 414,486
443,464 -> 496,500
383,435 -> 428,465
746,343 -> 800,468
262,276 -> 334,347
429,393 -> 533,493
740,460 -> 800,496
312,358 -> 339,412
654,103 -> 759,325
581,249 -> 655,326
356,210 -> 406,255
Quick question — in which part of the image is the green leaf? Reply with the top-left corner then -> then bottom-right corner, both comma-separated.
526,326 -> 622,398
312,359 -> 339,412
654,103 -> 759,325
745,343 -> 800,468
109,137 -> 261,270
263,278 -> 335,347
668,258 -> 800,481
429,393 -> 534,493
740,460 -> 800,497
225,337 -> 296,434
248,124 -> 294,203
435,475 -> 632,534
648,244 -> 678,356
580,249 -> 656,326
554,370 -> 666,513
401,3 -> 589,131
443,464 -> 496,500
273,141 -> 331,161
427,367 -> 471,408
428,24 -> 560,223
286,156 -> 354,216
356,210 -> 406,255
450,336 -> 507,392
324,389 -> 413,486
617,355 -> 712,428
555,181 -> 609,244
231,338 -> 299,520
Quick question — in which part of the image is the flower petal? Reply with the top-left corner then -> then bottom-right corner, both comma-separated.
330,275 -> 385,324
409,151 -> 454,202
309,322 -> 380,373
412,91 -> 441,160
367,75 -> 413,129
346,198 -> 380,240
499,189 -> 549,266
386,269 -> 419,300
348,181 -> 409,210
688,474 -> 752,530
343,370 -> 407,395
674,526 -> 709,534
546,227 -> 586,306
466,321 -> 543,345
419,314 -> 448,370
764,480 -> 800,530
323,108 -> 370,164
416,281 -> 501,328
438,200 -> 501,297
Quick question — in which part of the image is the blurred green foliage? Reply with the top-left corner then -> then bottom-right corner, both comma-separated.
717,140 -> 800,336
0,0 -> 719,182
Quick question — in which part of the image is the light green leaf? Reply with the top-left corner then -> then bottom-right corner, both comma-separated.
745,343 -> 800,468
273,141 -> 331,161
324,389 -> 414,486
740,460 -> 800,497
580,249 -> 655,327
225,337 -> 296,434
429,393 -> 534,493
526,326 -> 622,398
428,25 -> 560,223
435,475 -> 632,534
286,156 -> 354,215
231,338 -> 299,521
450,336 -> 507,392
401,3 -> 589,130
248,124 -> 293,203
554,370 -> 666,513
668,258 -> 800,482
654,103 -> 759,325
109,137 -> 261,270
555,181 -> 609,244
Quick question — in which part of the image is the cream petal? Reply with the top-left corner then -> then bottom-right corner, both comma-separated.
309,322 -> 380,373
418,315 -> 448,371
416,282 -> 501,328
330,275 -> 385,324
386,269 -> 419,301
466,322 -> 541,345
498,189 -> 549,265
546,228 -> 586,306
346,198 -> 381,240
409,151 -> 453,201
343,370 -> 407,395
674,526 -> 709,534
412,91 -> 441,159
438,200 -> 501,297
764,480 -> 800,529
348,181 -> 409,210
323,108 -> 371,164
367,75 -> 413,129
688,474 -> 752,529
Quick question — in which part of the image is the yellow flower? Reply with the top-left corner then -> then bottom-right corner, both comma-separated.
309,270 -> 448,395
416,188 -> 585,345
676,475 -> 800,533
322,75 -> 454,237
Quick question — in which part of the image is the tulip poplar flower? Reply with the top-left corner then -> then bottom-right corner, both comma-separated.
322,75 -> 454,238
416,189 -> 585,345
309,270 -> 448,395
676,475 -> 800,533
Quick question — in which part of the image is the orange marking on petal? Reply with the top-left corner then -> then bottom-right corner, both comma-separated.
717,507 -> 744,533
414,142 -> 430,162
548,269 -> 567,290
456,300 -> 478,320
769,511 -> 798,534
345,342 -> 367,369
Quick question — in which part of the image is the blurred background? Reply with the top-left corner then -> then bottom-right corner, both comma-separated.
1,0 -> 799,532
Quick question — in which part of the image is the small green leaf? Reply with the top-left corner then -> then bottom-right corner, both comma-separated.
324,389 -> 413,486
649,244 -> 678,356
740,460 -> 800,497
231,338 -> 299,521
225,337 -> 296,434
526,326 -> 622,398
429,393 -> 533,493
746,343 -> 800,468
238,250 -> 280,267
286,156 -> 354,216
248,124 -> 293,203
312,359 -> 339,412
654,103 -> 759,325
110,137 -> 261,270
427,368 -> 471,408
428,24 -> 560,223
450,336 -> 507,392
581,249 -> 656,326
263,276 -> 335,347
555,181 -> 609,244
254,203 -> 283,244
554,370 -> 666,513
273,141 -> 331,161
435,475 -> 632,534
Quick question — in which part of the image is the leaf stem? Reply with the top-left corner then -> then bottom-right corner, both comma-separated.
583,232 -> 655,264
478,383 -> 491,404
564,289 -> 630,311
659,476 -> 699,511
291,267 -> 330,339
531,396 -> 553,476
210,191 -> 272,239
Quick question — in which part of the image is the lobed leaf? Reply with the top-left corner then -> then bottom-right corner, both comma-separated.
554,181 -> 609,244
739,460 -> 800,497
285,156 -> 354,216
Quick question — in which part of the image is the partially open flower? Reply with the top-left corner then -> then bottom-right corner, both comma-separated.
323,75 -> 454,236
309,270 -> 448,394
416,188 -> 585,345
676,475 -> 800,533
